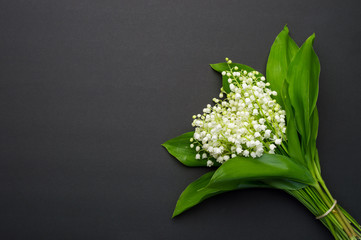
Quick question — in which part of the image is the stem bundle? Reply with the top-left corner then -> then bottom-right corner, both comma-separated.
286,169 -> 361,239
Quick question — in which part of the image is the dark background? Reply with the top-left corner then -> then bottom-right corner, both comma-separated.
0,0 -> 360,239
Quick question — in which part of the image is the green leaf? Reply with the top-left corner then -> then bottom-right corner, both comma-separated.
173,170 -> 309,217
286,116 -> 305,164
287,34 -> 320,144
172,171 -> 268,217
208,154 -> 316,188
314,148 -> 321,173
222,75 -> 231,93
262,179 -> 307,190
210,62 -> 260,74
309,107 -> 319,164
310,107 -> 319,142
266,25 -> 299,109
172,171 -> 219,217
162,132 -> 220,167
210,62 -> 262,94
281,81 -> 305,164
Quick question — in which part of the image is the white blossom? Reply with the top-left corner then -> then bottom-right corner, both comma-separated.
243,150 -> 250,157
191,59 -> 286,166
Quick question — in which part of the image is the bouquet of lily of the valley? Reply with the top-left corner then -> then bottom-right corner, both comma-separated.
162,26 -> 361,239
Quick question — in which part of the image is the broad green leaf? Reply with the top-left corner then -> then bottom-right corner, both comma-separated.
172,171 -> 308,217
310,107 -> 319,142
211,62 -> 262,94
222,75 -> 231,93
262,179 -> 307,190
208,154 -> 316,188
162,132 -> 220,167
172,171 -> 268,217
314,148 -> 321,173
287,34 -> 320,144
309,107 -> 319,164
281,81 -> 304,164
286,116 -> 305,164
210,62 -> 258,74
173,171 -> 218,217
266,25 -> 299,109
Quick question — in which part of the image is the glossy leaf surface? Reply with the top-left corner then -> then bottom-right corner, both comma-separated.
173,170 -> 308,217
211,62 -> 262,94
210,62 -> 258,74
208,154 -> 316,188
287,34 -> 320,144
266,25 -> 299,108
222,75 -> 231,93
282,80 -> 304,164
172,171 -> 269,217
162,132 -> 220,167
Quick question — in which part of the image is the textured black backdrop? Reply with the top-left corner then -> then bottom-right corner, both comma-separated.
0,0 -> 360,239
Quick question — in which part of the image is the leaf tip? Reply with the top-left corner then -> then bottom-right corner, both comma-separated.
172,209 -> 181,218
283,24 -> 289,32
161,142 -> 170,149
307,33 -> 316,44
210,63 -> 222,71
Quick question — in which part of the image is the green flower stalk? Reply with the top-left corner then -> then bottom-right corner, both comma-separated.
162,26 -> 360,239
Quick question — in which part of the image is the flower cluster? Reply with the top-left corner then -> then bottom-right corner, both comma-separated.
190,59 -> 286,167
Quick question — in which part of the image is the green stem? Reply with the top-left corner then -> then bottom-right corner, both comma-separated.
287,186 -> 359,239
288,164 -> 360,239
311,161 -> 357,238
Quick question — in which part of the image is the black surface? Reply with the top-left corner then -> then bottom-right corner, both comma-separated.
0,0 -> 361,239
